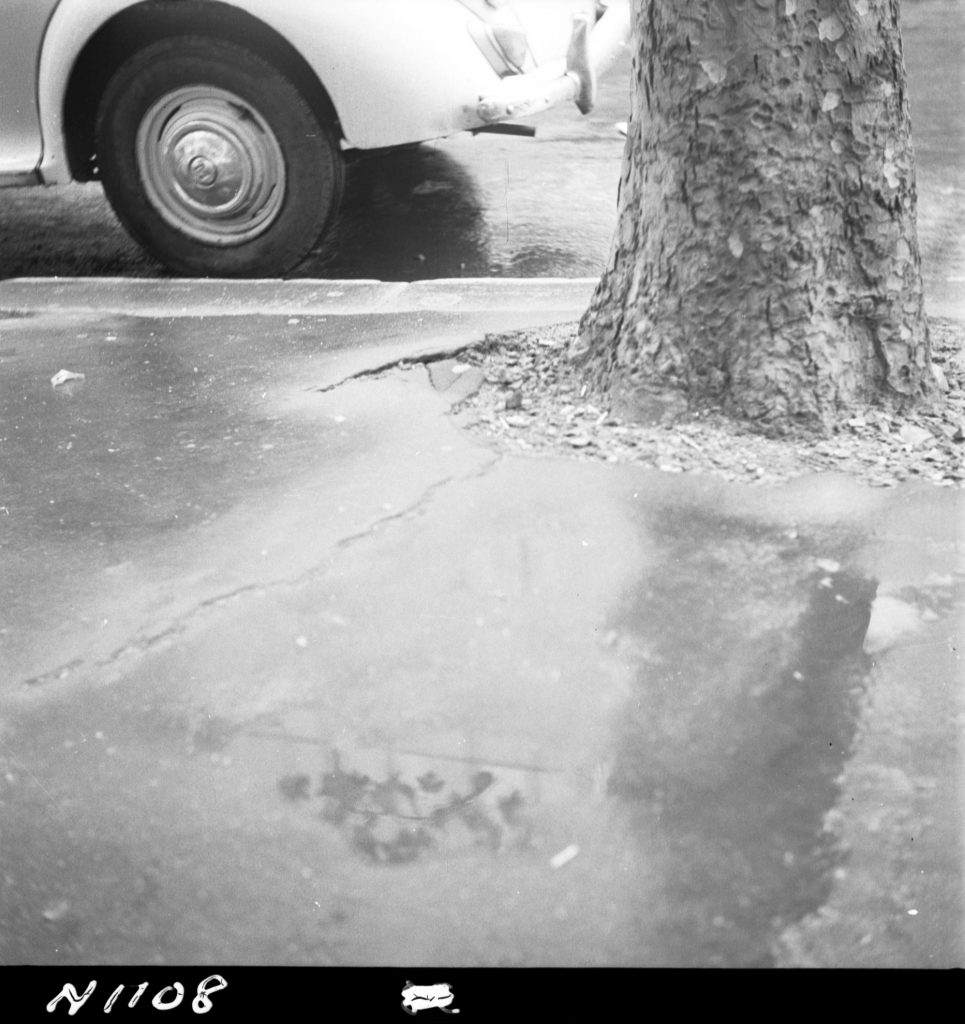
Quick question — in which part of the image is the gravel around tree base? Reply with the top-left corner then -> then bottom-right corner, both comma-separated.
452,317 -> 965,488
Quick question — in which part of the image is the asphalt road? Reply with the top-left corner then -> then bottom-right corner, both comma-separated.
0,0 -> 961,315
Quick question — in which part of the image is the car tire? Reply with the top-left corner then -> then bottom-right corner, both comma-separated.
96,37 -> 343,277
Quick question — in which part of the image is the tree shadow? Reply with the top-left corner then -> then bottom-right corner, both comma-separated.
606,506 -> 876,966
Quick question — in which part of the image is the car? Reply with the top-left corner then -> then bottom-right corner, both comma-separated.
0,0 -> 630,278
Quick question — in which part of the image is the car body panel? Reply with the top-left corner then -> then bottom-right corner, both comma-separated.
245,0 -> 506,149
32,0 -> 134,184
33,0 -> 517,185
0,0 -> 60,180
2,0 -> 628,188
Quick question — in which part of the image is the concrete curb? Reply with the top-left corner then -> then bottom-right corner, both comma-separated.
0,277 -> 600,317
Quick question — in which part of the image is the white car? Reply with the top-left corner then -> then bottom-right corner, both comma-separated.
1,0 -> 629,277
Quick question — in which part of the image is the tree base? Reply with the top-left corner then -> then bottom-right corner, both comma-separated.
449,318 -> 964,487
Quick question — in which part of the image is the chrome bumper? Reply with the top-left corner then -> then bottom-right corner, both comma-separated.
475,0 -> 631,122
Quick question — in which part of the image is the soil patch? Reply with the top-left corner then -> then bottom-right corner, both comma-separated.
450,317 -> 965,488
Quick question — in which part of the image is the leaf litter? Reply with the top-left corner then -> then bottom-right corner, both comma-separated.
449,318 -> 965,488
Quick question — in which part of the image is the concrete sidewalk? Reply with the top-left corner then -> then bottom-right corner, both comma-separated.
0,279 -> 961,968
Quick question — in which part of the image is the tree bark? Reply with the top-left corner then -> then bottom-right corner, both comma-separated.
576,0 -> 933,432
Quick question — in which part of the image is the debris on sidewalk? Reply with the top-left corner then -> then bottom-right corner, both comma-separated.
549,844 -> 580,869
427,358 -> 486,398
41,899 -> 71,922
50,369 -> 86,388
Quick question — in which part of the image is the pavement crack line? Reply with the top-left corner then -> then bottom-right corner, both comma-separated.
19,451 -> 504,692
308,339 -> 489,394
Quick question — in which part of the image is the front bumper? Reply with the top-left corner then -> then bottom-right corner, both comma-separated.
475,0 -> 630,122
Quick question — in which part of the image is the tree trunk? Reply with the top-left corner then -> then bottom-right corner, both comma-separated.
576,0 -> 933,432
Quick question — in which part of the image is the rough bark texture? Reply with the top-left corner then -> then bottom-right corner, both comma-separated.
577,0 -> 933,431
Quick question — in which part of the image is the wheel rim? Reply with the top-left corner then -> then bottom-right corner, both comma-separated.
135,86 -> 287,246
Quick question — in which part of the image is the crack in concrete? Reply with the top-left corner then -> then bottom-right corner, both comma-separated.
308,340 -> 486,394
20,450 -> 503,692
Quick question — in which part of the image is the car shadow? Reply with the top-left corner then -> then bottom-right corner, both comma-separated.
296,144 -> 494,281
0,144 -> 493,282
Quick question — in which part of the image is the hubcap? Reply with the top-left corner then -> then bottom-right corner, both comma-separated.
136,86 -> 286,246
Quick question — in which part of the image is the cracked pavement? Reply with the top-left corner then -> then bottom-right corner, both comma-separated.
0,295 -> 560,691
0,288 -> 962,968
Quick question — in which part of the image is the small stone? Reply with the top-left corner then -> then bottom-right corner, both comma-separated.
899,423 -> 933,447
504,390 -> 523,411
42,900 -> 71,922
549,844 -> 579,869
50,369 -> 86,388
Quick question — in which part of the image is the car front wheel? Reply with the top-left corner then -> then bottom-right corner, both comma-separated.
96,37 -> 343,277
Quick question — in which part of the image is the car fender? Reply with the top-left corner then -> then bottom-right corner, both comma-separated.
37,0 -> 132,183
36,0 -> 502,184
246,0 -> 503,148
